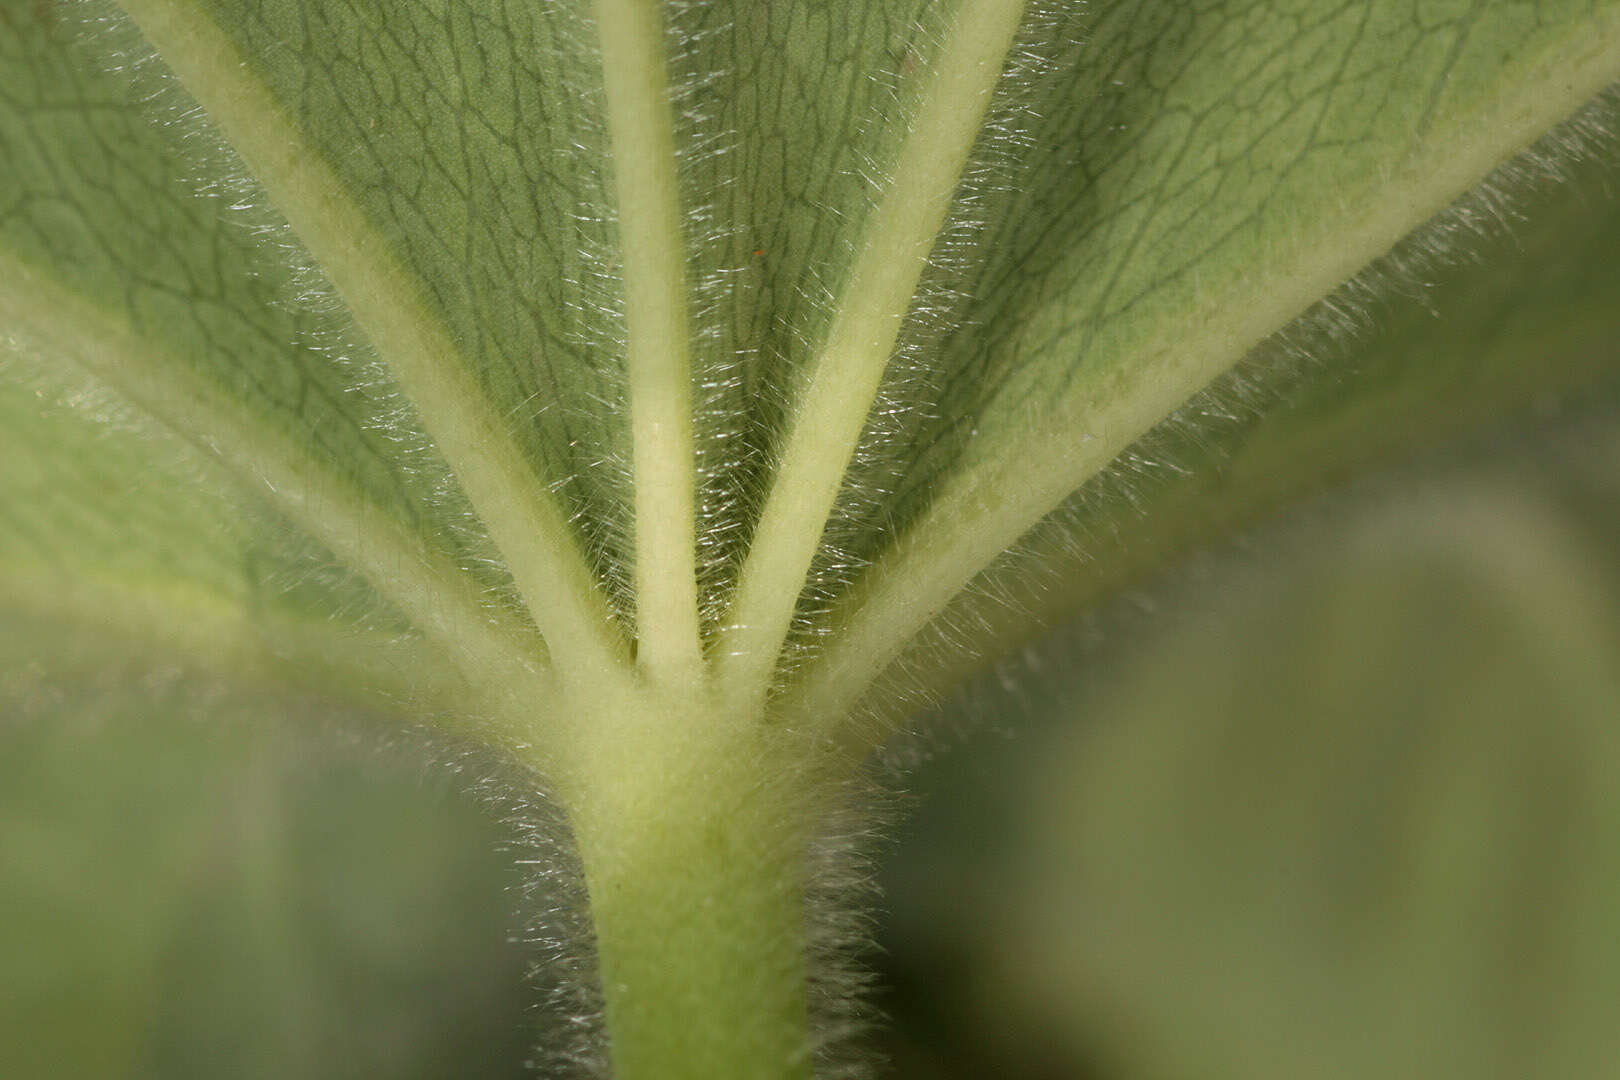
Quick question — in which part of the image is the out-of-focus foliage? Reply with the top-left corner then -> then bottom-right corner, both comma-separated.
879,400 -> 1620,1078
0,617 -> 535,1080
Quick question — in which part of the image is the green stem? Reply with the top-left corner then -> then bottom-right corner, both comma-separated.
559,707 -> 818,1079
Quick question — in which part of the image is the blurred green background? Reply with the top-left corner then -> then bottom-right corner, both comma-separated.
0,625 -> 539,1079
7,387 -> 1620,1078
874,393 -> 1620,1079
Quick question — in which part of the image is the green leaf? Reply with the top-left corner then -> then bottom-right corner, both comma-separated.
0,362 -> 471,711
6,0 -> 1613,744
4,0 -> 1619,734
5,0 -> 1620,1073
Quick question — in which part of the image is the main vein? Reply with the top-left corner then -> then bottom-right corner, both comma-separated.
595,0 -> 703,687
714,0 -> 1029,714
0,255 -> 549,735
119,0 -> 632,691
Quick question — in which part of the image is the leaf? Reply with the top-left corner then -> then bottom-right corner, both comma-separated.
6,0 -> 1620,1072
5,0 -> 1620,749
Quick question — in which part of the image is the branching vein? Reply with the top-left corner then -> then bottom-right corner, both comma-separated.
119,0 -> 633,692
715,0 -> 1029,714
784,23 -> 1620,751
0,254 -> 549,732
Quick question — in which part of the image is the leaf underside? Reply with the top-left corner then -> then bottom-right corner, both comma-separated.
2,0 -> 1620,765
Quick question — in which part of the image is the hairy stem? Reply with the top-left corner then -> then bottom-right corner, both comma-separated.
553,697 -> 817,1080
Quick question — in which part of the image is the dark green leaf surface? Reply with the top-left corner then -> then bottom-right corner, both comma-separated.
790,0 -> 1620,731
